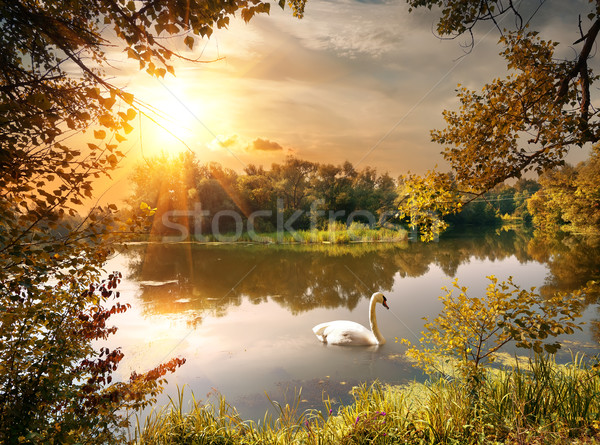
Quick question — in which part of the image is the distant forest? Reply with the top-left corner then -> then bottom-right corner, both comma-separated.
126,152 -> 549,237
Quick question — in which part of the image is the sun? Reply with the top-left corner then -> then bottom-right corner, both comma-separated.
143,93 -> 200,152
127,70 -> 235,157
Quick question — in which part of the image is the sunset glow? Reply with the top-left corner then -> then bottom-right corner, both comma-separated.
98,0 -> 594,206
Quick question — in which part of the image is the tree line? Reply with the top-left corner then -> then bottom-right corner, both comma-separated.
127,152 -> 580,237
126,153 -> 398,235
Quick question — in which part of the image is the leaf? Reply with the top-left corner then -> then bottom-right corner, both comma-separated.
94,130 -> 106,139
121,92 -> 134,105
127,48 -> 139,60
98,114 -> 113,127
184,35 -> 194,50
103,96 -> 116,110
121,122 -> 134,134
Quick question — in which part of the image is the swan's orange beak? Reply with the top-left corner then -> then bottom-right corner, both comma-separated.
382,299 -> 389,309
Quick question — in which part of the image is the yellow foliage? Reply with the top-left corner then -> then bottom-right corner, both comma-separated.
403,276 -> 590,378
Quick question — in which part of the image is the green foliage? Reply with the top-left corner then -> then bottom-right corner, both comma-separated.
444,179 -> 541,226
446,197 -> 500,226
130,154 -> 545,240
126,154 -> 400,237
402,276 -> 588,378
0,266 -> 186,443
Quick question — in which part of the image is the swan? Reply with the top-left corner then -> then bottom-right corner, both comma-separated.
312,292 -> 389,346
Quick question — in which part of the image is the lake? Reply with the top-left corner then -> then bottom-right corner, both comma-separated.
102,228 -> 600,421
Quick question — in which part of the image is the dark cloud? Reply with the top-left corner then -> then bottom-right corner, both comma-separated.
248,138 -> 284,152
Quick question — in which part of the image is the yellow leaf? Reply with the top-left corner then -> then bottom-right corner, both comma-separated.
98,114 -> 113,127
122,92 -> 134,105
122,122 -> 134,134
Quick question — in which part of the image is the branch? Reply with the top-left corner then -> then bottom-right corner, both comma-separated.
556,18 -> 600,103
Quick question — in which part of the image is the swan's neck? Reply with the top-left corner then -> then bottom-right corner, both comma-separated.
369,297 -> 385,345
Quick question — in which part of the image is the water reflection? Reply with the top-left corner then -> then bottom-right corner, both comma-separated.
525,234 -> 600,342
527,234 -> 600,300
110,228 -> 600,421
122,228 -> 541,320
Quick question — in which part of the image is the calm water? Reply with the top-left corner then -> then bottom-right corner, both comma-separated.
103,229 -> 600,420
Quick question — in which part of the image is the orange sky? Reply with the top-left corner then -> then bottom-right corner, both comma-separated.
90,0 -> 595,206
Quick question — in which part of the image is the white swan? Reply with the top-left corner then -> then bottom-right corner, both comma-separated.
312,292 -> 389,346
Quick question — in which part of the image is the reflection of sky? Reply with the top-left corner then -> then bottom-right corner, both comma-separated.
100,242 -> 600,421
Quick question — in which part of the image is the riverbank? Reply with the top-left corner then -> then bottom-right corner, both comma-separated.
134,353 -> 600,444
128,223 -> 409,245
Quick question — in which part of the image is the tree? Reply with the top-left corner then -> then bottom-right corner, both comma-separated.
271,156 -> 317,211
402,276 -> 587,379
528,152 -> 600,234
400,1 -> 600,381
401,0 -> 600,239
397,171 -> 460,241
0,0 -> 304,442
312,163 -> 343,211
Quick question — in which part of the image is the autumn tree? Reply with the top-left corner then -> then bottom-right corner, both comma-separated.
398,1 -> 600,384
403,276 -> 587,379
401,0 -> 600,238
0,0 -> 304,442
528,152 -> 600,235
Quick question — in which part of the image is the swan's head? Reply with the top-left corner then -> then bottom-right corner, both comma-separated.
372,292 -> 389,309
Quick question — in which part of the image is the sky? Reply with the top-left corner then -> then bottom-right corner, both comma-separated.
95,0 -> 596,202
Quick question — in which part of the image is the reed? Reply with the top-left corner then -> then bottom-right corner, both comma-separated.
145,222 -> 408,245
135,354 -> 600,444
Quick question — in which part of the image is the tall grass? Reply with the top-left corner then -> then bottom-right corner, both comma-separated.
233,222 -> 407,244
144,222 -> 407,244
134,354 -> 600,444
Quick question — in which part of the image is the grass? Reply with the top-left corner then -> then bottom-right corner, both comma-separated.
133,353 -> 600,444
139,222 -> 408,245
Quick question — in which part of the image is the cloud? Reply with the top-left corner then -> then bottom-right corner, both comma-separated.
265,0 -> 412,60
247,137 -> 284,152
207,134 -> 241,151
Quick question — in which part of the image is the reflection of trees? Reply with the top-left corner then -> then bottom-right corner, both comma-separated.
124,243 -> 398,316
121,228 -> 533,319
527,233 -> 600,343
527,234 -> 600,301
